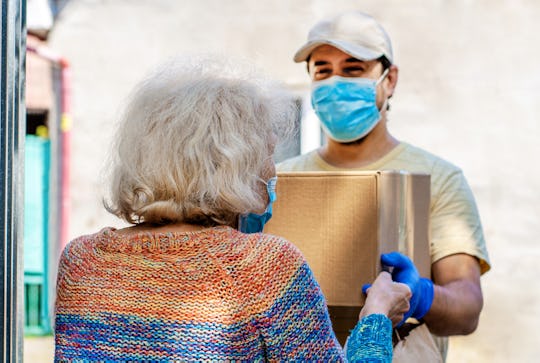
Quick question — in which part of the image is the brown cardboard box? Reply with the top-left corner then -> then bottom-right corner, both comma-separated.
264,171 -> 431,344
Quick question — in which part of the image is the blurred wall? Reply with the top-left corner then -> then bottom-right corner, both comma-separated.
48,1 -> 540,362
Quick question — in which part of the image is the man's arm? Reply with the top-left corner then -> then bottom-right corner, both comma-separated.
423,253 -> 483,336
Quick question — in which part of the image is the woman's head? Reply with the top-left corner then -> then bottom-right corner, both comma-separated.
104,55 -> 297,226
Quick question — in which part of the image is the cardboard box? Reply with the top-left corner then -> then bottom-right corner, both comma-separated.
263,171 -> 431,344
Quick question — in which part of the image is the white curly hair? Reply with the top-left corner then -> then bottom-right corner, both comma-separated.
104,54 -> 297,226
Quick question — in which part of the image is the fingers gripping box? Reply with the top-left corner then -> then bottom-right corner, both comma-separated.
263,171 -> 431,345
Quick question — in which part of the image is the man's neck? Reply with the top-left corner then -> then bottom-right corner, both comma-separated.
318,121 -> 399,168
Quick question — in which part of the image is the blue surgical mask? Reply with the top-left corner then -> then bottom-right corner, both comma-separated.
238,176 -> 277,234
311,69 -> 389,143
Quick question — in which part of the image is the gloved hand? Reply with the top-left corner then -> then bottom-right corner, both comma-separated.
363,252 -> 434,325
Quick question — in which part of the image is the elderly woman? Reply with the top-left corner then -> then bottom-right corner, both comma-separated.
54,56 -> 412,361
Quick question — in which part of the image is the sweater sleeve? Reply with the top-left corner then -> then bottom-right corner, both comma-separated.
346,314 -> 393,363
249,235 -> 393,361
254,261 -> 346,361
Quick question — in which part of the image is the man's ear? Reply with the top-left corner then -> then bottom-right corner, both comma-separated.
385,64 -> 399,98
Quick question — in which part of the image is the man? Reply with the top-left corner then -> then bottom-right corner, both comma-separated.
278,11 -> 490,360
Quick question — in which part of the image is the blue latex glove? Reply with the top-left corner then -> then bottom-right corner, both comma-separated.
363,252 -> 434,325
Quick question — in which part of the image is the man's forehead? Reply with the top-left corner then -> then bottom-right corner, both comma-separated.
310,46 -> 376,65
309,50 -> 378,66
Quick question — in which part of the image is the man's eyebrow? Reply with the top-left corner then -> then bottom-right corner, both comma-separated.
313,57 -> 366,67
313,60 -> 330,66
345,57 -> 366,63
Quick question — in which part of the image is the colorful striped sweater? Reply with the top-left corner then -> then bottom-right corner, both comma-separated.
54,226 -> 392,361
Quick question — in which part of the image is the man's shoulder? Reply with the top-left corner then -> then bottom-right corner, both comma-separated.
276,150 -> 321,172
392,142 -> 461,175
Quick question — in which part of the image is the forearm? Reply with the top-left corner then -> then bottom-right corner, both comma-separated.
424,256 -> 484,336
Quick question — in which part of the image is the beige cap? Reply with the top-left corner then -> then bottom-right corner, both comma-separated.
293,11 -> 393,64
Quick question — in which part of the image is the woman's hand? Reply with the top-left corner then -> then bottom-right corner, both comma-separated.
360,271 -> 411,327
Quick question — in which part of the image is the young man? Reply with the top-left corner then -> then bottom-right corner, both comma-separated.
278,11 -> 490,360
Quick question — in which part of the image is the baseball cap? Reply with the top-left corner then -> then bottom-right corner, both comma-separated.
293,11 -> 393,64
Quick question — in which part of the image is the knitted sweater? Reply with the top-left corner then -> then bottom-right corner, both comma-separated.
54,226 -> 392,361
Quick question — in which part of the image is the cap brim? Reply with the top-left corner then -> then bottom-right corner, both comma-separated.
293,39 -> 383,63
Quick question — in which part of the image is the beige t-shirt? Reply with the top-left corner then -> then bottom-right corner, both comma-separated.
277,142 -> 491,360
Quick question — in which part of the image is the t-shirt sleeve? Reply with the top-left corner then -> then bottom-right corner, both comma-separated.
430,166 -> 491,274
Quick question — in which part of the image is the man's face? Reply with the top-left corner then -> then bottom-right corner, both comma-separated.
308,44 -> 396,111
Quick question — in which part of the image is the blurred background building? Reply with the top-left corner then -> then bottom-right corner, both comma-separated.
24,0 -> 67,338
23,0 -> 540,362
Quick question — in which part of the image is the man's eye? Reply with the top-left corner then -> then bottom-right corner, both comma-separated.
344,67 -> 365,74
316,68 -> 331,74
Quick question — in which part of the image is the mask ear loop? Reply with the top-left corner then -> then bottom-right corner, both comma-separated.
376,68 -> 391,112
378,98 -> 389,113
265,176 -> 278,203
376,68 -> 390,86
253,175 -> 278,202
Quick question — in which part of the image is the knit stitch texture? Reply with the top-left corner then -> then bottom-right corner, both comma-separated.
54,226 -> 391,361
